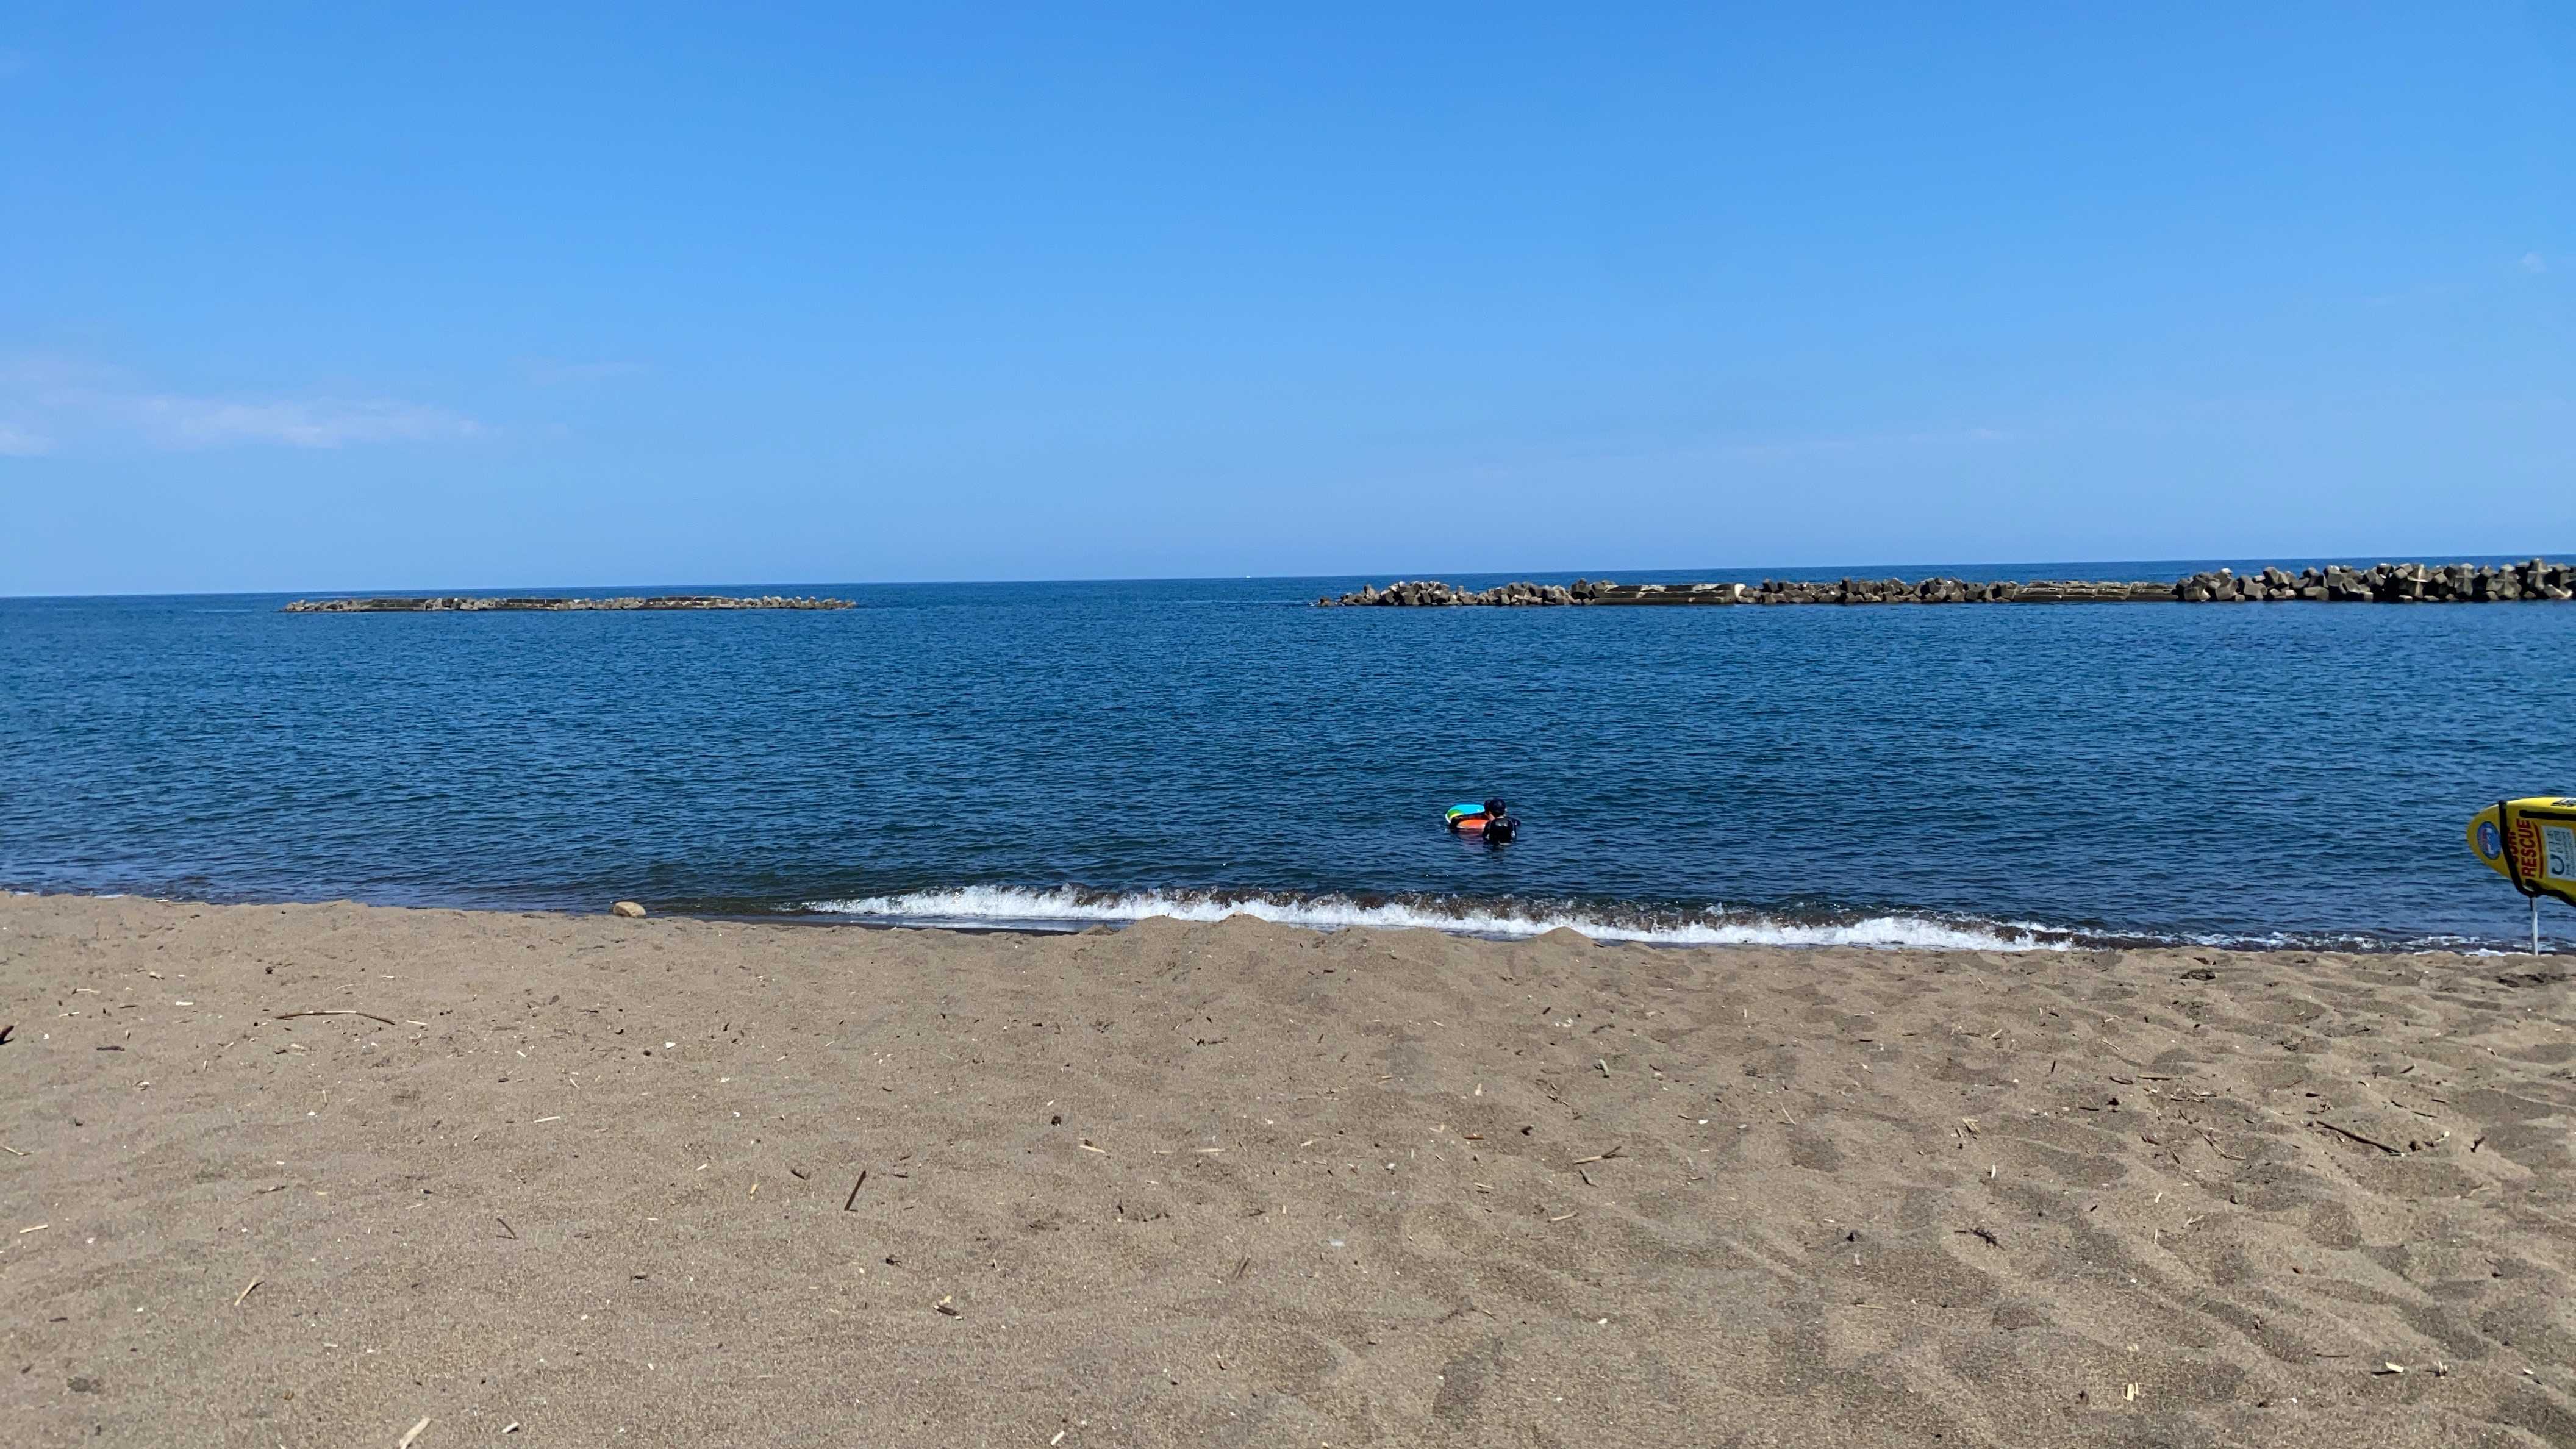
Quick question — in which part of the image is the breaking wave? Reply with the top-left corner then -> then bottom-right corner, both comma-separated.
797,884 -> 2078,951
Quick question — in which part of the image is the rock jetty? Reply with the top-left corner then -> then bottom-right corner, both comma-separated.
1322,580 -> 1583,607
282,595 -> 854,612
1318,560 -> 2574,607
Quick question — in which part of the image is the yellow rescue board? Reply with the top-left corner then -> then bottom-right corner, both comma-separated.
2467,798 -> 2576,907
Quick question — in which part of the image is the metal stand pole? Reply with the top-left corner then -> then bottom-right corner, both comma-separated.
2537,895 -> 2545,956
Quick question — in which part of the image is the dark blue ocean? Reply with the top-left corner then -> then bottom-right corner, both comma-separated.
4,564 -> 2570,951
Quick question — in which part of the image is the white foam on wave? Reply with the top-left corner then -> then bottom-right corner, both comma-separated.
799,885 -> 2073,951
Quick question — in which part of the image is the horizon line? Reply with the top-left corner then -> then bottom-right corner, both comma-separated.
7,549 -> 2571,603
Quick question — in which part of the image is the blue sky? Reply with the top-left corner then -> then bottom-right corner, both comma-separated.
2,2 -> 2569,594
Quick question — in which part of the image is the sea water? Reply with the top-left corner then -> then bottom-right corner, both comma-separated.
4,565 -> 2569,950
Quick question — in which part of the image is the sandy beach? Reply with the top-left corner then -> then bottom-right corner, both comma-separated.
4,892 -> 2572,1447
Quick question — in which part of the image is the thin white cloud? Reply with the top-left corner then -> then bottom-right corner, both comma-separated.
131,395 -> 484,449
2521,252 -> 2549,274
0,356 -> 487,452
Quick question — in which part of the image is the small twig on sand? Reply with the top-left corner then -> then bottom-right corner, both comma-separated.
397,1417 -> 431,1448
1570,1145 -> 1626,1166
494,1217 -> 517,1240
1955,1226 -> 2001,1247
2311,1120 -> 2403,1156
0,1143 -> 25,1157
843,1171 -> 868,1211
235,1279 -> 261,1306
276,1010 -> 398,1026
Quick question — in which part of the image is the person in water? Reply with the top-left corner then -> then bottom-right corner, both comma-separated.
1480,798 -> 1518,844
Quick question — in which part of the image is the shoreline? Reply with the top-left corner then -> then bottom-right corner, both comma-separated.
7,892 -> 2574,1444
7,886 -> 2552,956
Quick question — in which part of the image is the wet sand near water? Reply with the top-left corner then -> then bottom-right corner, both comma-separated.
4,893 -> 2574,1446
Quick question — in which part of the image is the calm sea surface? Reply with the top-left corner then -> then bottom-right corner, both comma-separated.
4,564 -> 2570,950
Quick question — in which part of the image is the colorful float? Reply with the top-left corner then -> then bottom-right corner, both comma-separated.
1446,800 -> 1519,843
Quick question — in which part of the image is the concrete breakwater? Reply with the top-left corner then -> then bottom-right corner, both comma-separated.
1318,559 -> 2574,607
283,595 -> 854,612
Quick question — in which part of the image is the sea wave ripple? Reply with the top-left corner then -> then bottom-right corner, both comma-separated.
800,885 -> 2078,951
